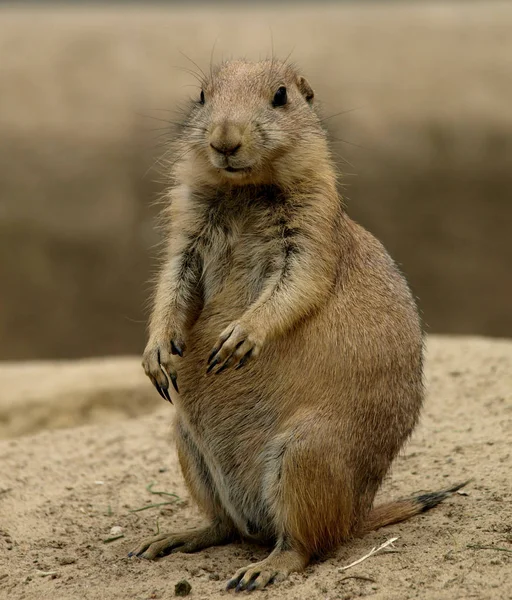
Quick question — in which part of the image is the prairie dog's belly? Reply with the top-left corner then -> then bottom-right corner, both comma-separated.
173,224 -> 422,536
176,413 -> 276,539
175,305 -> 337,537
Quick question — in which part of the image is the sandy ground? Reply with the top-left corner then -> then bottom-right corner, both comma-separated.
0,357 -> 160,439
0,336 -> 510,600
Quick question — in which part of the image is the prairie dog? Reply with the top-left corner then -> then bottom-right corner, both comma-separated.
130,59 -> 467,591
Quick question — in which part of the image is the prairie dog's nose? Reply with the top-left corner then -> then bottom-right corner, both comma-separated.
209,124 -> 242,156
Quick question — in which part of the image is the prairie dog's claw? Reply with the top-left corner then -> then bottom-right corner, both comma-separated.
150,378 -> 167,401
169,372 -> 179,393
170,340 -> 184,357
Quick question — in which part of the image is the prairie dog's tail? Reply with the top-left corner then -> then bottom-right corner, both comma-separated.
363,480 -> 471,533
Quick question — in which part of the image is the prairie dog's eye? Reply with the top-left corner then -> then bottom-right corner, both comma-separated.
199,90 -> 205,105
272,86 -> 287,107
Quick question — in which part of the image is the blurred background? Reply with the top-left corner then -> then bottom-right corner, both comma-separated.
1,0 -> 511,361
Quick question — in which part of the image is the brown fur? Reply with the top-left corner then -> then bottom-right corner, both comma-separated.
131,58 -> 456,591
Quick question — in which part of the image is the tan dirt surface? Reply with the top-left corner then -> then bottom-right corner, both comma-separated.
0,357 -> 161,439
0,336 -> 510,599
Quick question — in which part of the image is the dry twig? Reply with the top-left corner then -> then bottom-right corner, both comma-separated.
467,544 -> 512,554
339,537 -> 399,571
103,534 -> 125,544
339,575 -> 376,583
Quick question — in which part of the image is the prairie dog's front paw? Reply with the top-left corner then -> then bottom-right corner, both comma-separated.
207,321 -> 264,375
142,336 -> 183,401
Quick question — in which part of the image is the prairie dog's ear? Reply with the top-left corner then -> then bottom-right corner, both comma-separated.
297,76 -> 314,103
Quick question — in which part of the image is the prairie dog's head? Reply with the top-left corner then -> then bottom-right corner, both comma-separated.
175,59 -> 327,187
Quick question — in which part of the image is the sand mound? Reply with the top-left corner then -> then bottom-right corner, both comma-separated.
0,336 -> 510,599
0,357 -> 161,439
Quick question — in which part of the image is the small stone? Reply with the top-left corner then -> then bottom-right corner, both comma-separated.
175,579 -> 192,597
109,526 -> 123,536
208,573 -> 220,581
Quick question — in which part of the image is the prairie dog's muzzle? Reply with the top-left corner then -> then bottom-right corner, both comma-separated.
209,123 -> 243,156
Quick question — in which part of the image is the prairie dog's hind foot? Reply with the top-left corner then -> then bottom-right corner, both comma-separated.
226,543 -> 309,592
128,520 -> 234,560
